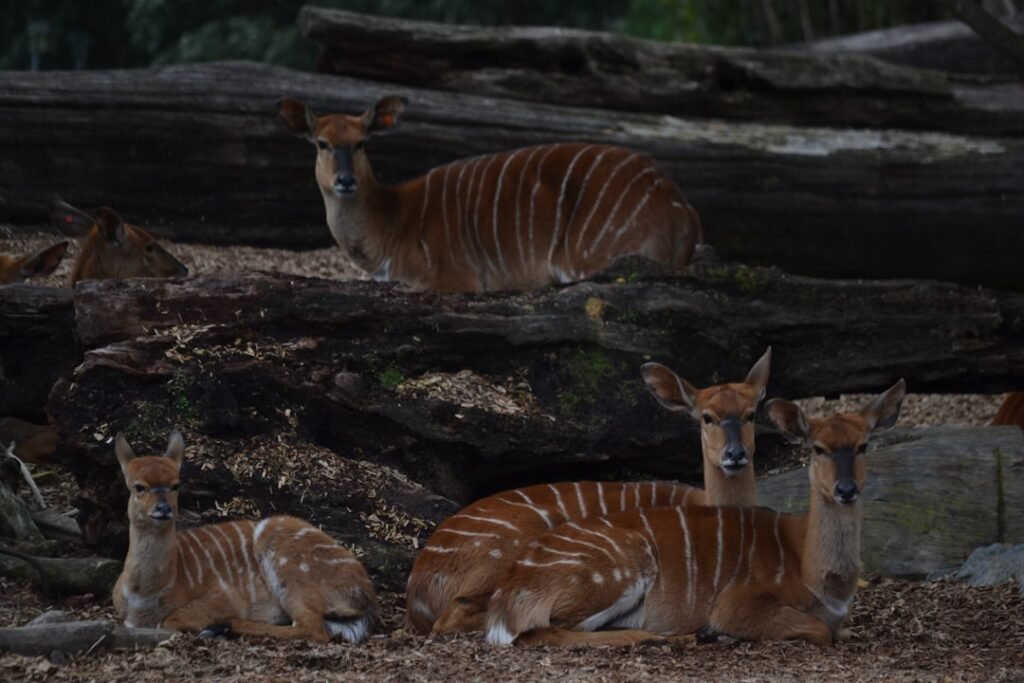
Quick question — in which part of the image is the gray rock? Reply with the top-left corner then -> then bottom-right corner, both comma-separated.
952,543 -> 1024,594
26,610 -> 72,626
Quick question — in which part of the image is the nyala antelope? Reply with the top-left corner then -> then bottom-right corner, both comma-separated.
484,379 -> 905,647
277,96 -> 704,292
405,348 -> 771,634
0,241 -> 68,284
114,431 -> 378,642
49,199 -> 188,285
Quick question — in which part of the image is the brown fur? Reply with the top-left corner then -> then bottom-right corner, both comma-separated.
483,380 -> 905,648
277,96 -> 703,293
992,392 -> 1024,429
0,242 -> 69,285
0,418 -> 57,464
405,350 -> 772,635
112,432 -> 377,643
49,199 -> 187,286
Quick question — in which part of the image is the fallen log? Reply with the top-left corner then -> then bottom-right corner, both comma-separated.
0,552 -> 122,595
299,7 -> 1024,135
1,63 -> 1023,288
0,620 -> 175,656
796,16 -> 1024,77
758,426 -> 1024,577
42,267 -> 1024,559
0,285 -> 77,421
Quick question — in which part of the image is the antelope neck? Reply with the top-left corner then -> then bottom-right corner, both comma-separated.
322,153 -> 394,275
123,522 -> 179,593
701,454 -> 756,506
801,486 -> 861,605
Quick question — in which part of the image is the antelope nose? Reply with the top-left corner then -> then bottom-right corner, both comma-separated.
722,445 -> 748,470
152,502 -> 173,519
834,481 -> 859,504
336,175 -> 357,192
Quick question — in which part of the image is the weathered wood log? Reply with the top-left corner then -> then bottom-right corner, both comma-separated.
0,620 -> 175,656
1,62 -> 1023,288
796,17 -> 1024,77
41,267 -> 1024,563
0,481 -> 44,543
300,7 -> 1024,135
0,285 -> 77,421
0,552 -> 122,595
758,426 -> 1024,577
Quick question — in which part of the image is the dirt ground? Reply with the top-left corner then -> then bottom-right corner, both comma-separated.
2,226 -> 1020,681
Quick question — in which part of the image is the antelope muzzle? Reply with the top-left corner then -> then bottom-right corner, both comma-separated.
719,417 -> 749,476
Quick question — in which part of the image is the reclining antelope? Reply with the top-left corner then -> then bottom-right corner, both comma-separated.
277,96 -> 704,292
0,241 -> 68,284
405,348 -> 771,634
49,199 -> 188,285
113,431 -> 378,642
484,379 -> 905,647
992,392 -> 1024,430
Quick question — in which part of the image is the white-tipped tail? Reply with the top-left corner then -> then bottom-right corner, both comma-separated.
485,621 -> 516,646
325,614 -> 373,643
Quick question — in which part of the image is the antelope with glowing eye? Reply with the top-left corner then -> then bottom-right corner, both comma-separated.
49,199 -> 188,286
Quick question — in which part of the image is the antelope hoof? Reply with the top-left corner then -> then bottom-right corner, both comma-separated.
695,625 -> 731,644
198,623 -> 233,639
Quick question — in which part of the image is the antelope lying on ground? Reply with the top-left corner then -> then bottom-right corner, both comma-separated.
484,379 -> 906,647
49,199 -> 188,285
405,348 -> 771,634
0,242 -> 68,284
113,431 -> 377,642
277,96 -> 704,292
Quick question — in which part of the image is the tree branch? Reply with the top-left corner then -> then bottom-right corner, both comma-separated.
948,0 -> 1024,63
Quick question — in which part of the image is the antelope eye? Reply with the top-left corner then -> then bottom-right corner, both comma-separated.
702,414 -> 714,425
316,139 -> 328,151
145,242 -> 157,253
856,443 -> 868,454
171,484 -> 180,492
813,445 -> 827,456
745,412 -> 756,423
134,484 -> 146,493
353,140 -> 365,151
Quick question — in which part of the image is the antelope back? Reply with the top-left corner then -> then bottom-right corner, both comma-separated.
50,199 -> 188,285
0,417 -> 57,464
278,95 -> 703,292
0,242 -> 69,284
406,480 -> 696,634
993,392 -> 1024,429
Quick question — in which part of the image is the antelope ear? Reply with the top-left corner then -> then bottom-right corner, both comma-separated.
90,207 -> 127,244
114,432 -> 136,475
640,362 -> 698,415
50,199 -> 95,238
164,431 -> 185,468
363,95 -> 407,135
19,241 -> 69,278
276,97 -> 317,140
743,346 -> 772,402
861,379 -> 906,431
766,398 -> 810,443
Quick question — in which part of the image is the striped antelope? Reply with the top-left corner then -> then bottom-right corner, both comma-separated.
277,96 -> 704,292
484,379 -> 906,647
0,241 -> 68,284
113,431 -> 378,642
405,348 -> 772,634
49,199 -> 188,286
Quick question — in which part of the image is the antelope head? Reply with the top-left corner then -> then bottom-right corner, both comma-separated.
276,95 -> 407,200
50,199 -> 188,283
642,348 -> 771,479
767,379 -> 906,505
115,431 -> 185,527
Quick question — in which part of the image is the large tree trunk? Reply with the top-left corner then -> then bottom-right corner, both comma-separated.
758,426 -> 1024,577
299,7 -> 1024,135
1,62 -> 1023,289
36,266 -> 1024,568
